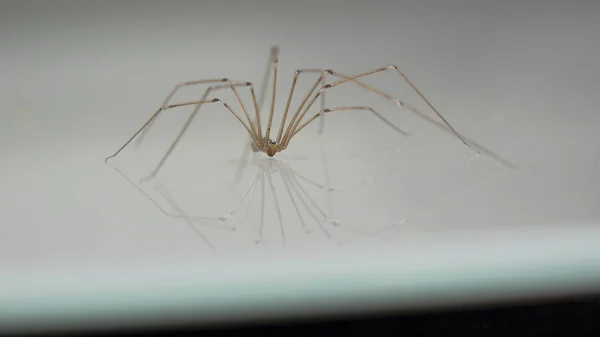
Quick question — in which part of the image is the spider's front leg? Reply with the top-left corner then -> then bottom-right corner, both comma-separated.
135,78 -> 264,146
105,97 -> 259,163
144,81 -> 266,179
136,78 -> 227,145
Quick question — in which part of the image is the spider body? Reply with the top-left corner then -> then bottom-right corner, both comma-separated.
252,138 -> 280,157
265,139 -> 280,157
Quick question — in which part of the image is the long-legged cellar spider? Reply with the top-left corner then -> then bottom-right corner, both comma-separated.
105,45 -> 476,161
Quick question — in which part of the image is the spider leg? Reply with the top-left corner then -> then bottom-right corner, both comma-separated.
136,78 -> 223,145
283,66 -> 474,153
276,69 -> 332,144
105,98 -> 258,162
233,45 -> 280,186
318,73 -> 327,135
136,78 -> 261,146
279,69 -> 332,146
255,45 -> 280,141
263,54 -> 279,143
289,106 -> 409,146
142,82 -> 261,179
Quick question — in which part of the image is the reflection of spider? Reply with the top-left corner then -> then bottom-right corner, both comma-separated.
111,153 -> 407,251
105,45 -> 475,162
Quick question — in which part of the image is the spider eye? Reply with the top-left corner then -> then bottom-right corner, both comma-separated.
268,139 -> 276,145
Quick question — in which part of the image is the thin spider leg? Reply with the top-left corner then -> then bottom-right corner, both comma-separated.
280,69 -> 332,147
318,70 -> 515,167
136,77 -> 262,146
232,45 -> 280,185
318,74 -> 327,135
106,99 -> 215,162
143,82 -> 258,180
285,162 -> 334,192
136,78 -> 228,145
255,45 -> 280,139
263,55 -> 279,143
105,98 -> 257,162
290,106 -> 409,144
275,69 -> 330,144
337,66 -> 471,149
214,80 -> 262,143
229,83 -> 258,138
276,70 -> 302,144
285,67 -> 474,152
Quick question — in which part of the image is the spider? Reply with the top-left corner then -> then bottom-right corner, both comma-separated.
105,45 -> 474,162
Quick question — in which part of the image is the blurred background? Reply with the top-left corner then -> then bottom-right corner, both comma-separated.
1,0 -> 599,334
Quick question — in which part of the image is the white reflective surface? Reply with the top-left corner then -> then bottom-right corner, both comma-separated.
1,0 -> 599,332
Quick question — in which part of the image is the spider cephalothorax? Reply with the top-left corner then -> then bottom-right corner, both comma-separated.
250,138 -> 280,157
265,139 -> 279,157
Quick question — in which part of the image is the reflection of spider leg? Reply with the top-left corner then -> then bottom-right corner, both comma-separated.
230,170 -> 262,231
219,167 -> 261,222
108,164 -> 169,216
151,181 -> 217,252
440,152 -> 482,198
286,164 -> 334,192
279,168 -> 311,234
255,173 -> 266,245
286,167 -> 391,242
108,159 -> 234,233
280,167 -> 332,239
337,218 -> 410,247
286,167 -> 333,224
151,180 -> 236,231
266,171 -> 286,247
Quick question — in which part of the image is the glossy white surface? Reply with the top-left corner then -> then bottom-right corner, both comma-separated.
1,0 -> 599,332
